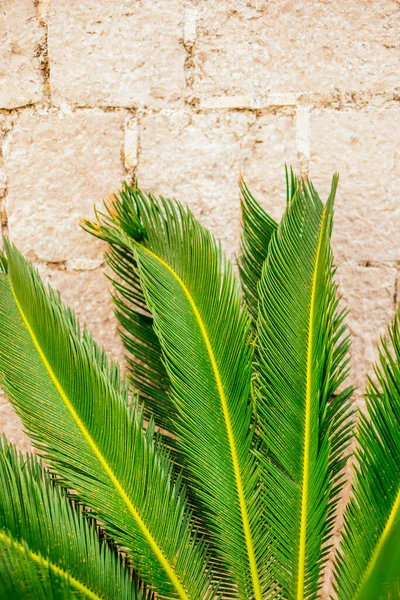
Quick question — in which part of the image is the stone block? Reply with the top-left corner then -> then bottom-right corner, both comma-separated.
0,0 -> 45,108
191,1 -> 399,99
124,117 -> 138,172
309,107 -> 400,263
48,0 -> 186,108
3,109 -> 126,262
137,110 -> 297,258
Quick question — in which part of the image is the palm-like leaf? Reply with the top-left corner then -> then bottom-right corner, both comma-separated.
0,439 -> 144,599
105,217 -> 172,432
256,177 -> 354,599
84,190 -> 181,469
238,179 -> 277,325
238,168 -> 298,326
85,189 -> 267,600
0,241 -> 213,600
334,312 -> 400,600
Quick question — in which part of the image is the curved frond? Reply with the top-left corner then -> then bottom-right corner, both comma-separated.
0,241 -> 214,600
0,439 -> 144,599
238,167 -> 298,326
106,239 -> 172,431
256,177 -> 354,599
86,188 -> 267,600
238,179 -> 277,324
334,312 -> 400,600
84,190 -> 226,591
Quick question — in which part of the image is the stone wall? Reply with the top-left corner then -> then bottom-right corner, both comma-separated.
0,0 -> 399,592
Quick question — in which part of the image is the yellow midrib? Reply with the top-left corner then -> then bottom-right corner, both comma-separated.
0,530 -> 101,599
353,486 -> 400,599
8,277 -> 190,600
137,243 -> 263,600
296,206 -> 327,600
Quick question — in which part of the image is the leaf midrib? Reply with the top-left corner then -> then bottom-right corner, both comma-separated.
137,243 -> 263,600
0,530 -> 101,599
8,275 -> 190,600
353,485 -> 400,599
297,206 -> 327,600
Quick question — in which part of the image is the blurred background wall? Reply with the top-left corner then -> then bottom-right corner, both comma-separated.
0,2 -> 399,579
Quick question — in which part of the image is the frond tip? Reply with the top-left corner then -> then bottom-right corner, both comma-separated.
239,179 -> 277,324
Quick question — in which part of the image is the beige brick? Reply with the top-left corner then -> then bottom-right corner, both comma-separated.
336,265 -> 396,391
309,108 -> 400,263
3,109 -> 126,262
124,117 -> 138,172
137,110 -> 296,257
191,1 -> 399,99
0,0 -> 45,108
48,0 -> 186,108
137,110 -> 248,258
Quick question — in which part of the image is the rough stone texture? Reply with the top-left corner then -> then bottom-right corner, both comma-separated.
124,116 -> 138,172
0,0 -> 45,108
191,1 -> 400,100
3,109 -> 126,262
137,110 -> 297,257
336,265 -> 396,391
309,107 -> 400,264
48,0 -> 186,108
241,113 -> 299,222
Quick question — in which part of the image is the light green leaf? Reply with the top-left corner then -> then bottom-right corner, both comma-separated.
238,178 -> 277,325
238,167 -> 298,326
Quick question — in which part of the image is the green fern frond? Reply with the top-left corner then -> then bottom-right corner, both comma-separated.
334,312 -> 400,600
107,244 -> 171,427
84,191 -> 233,593
0,438 -> 145,599
256,177 -> 354,599
239,167 -> 299,326
85,188 -> 268,599
238,179 -> 277,324
83,193 -> 175,452
0,240 -> 214,600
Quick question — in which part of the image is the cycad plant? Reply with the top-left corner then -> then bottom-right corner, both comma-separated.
0,170 -> 399,599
